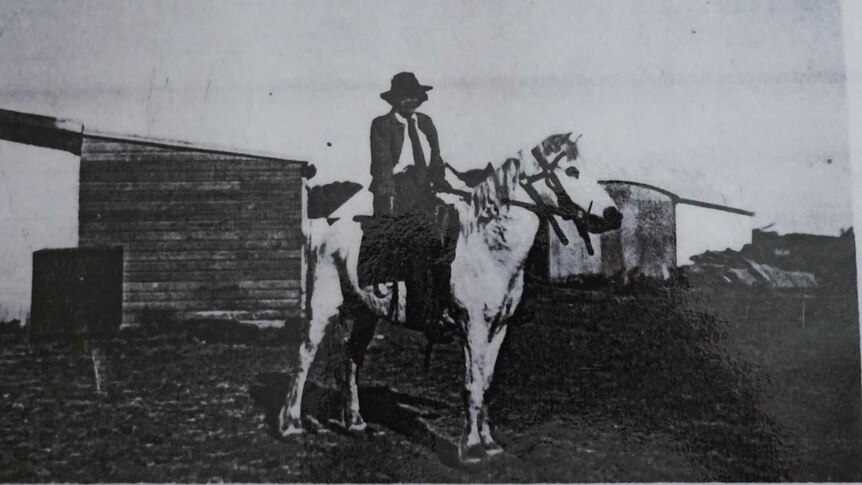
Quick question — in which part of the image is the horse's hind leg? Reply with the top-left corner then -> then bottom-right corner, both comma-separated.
279,262 -> 342,436
340,310 -> 377,431
278,313 -> 335,435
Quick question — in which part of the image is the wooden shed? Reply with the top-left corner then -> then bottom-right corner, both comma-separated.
0,108 -> 313,326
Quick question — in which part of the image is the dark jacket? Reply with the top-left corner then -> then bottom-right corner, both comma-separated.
369,110 -> 446,199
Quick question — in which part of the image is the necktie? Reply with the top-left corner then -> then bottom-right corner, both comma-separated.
407,117 -> 427,170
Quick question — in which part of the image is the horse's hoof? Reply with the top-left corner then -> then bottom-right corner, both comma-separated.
278,412 -> 304,437
347,421 -> 367,433
328,418 -> 367,436
457,441 -> 487,468
483,440 -> 505,457
339,410 -> 368,434
279,422 -> 304,437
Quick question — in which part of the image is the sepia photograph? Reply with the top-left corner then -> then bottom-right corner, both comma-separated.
0,0 -> 860,482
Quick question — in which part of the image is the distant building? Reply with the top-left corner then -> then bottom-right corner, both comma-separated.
540,180 -> 754,281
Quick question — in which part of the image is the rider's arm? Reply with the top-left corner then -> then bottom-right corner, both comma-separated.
370,117 -> 395,199
418,115 -> 451,192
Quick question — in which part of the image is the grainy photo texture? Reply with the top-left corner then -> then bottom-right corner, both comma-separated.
0,1 -> 860,482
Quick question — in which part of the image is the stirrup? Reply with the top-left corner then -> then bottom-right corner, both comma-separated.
372,283 -> 390,298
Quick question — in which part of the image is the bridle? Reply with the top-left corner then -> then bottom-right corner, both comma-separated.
442,142 -> 597,254
503,144 -> 597,255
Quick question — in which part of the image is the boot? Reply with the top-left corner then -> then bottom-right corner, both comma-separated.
403,267 -> 454,344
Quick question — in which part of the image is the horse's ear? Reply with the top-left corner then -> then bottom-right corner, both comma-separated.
563,132 -> 573,141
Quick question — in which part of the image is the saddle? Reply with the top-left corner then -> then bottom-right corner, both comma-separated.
355,202 -> 458,347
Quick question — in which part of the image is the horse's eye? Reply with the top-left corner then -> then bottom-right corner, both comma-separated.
566,166 -> 580,178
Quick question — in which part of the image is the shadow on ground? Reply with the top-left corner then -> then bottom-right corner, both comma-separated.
249,373 -> 462,466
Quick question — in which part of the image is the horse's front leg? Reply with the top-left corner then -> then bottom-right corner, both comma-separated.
460,341 -> 485,465
340,311 -> 377,432
455,319 -> 497,463
478,324 -> 508,456
459,321 -> 509,465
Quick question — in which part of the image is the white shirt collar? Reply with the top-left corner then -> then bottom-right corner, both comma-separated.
393,111 -> 416,124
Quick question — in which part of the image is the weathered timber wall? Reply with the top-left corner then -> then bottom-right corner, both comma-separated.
78,136 -> 305,325
600,182 -> 676,279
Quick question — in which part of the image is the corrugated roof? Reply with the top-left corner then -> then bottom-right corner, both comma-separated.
0,107 -> 313,172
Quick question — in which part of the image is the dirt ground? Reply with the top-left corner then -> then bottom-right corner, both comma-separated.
1,284 -> 860,482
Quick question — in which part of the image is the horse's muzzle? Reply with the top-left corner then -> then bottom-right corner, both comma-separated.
585,206 -> 622,233
555,195 -> 622,233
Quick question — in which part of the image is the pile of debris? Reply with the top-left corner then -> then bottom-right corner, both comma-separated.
686,228 -> 856,289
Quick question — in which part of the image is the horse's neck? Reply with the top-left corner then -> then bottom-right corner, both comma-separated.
460,188 -> 541,268
497,155 -> 546,255
458,154 -> 547,263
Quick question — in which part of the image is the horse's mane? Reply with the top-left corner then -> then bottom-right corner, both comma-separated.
460,156 -> 523,235
463,133 -> 576,223
470,157 -> 521,215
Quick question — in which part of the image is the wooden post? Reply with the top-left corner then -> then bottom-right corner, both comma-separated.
91,343 -> 107,395
81,338 -> 108,395
801,288 -> 807,328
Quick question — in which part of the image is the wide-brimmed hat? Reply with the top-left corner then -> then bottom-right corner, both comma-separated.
380,72 -> 433,104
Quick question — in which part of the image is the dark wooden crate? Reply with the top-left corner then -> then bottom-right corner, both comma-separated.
29,247 -> 123,342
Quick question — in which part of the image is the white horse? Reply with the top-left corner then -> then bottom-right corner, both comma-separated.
279,133 -> 622,465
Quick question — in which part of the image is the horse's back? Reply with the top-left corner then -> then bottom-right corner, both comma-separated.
328,188 -> 374,220
307,181 -> 363,219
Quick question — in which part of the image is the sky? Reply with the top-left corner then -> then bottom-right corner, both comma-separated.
0,0 -> 854,235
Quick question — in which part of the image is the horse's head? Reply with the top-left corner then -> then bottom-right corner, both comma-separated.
519,133 -> 622,235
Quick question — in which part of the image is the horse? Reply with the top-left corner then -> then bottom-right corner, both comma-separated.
278,133 -> 623,466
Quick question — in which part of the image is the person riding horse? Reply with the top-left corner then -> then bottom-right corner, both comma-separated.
370,72 -> 448,215
366,72 -> 454,341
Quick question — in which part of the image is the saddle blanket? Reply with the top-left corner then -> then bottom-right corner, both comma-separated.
356,213 -> 439,288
